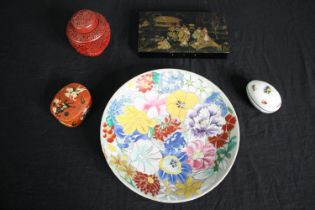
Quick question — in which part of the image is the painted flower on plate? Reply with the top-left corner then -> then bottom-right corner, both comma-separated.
208,132 -> 228,148
114,124 -> 148,149
184,140 -> 216,171
183,75 -> 212,99
156,180 -> 177,201
134,171 -> 160,196
109,154 -> 127,171
106,97 -> 130,125
136,72 -> 154,93
158,71 -> 184,94
222,114 -> 236,132
134,92 -> 167,118
154,116 -> 181,141
120,163 -> 136,178
205,92 -> 228,116
116,106 -> 156,134
164,132 -> 186,151
186,103 -> 225,138
128,140 -> 162,174
175,176 -> 202,198
106,143 -> 117,153
158,150 -> 192,184
166,90 -> 199,121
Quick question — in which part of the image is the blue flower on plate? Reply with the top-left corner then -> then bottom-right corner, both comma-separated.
158,71 -> 184,94
158,150 -> 192,184
164,132 -> 186,151
205,92 -> 228,116
114,124 -> 148,149
106,97 -> 130,125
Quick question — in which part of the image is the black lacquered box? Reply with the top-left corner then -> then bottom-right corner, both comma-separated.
138,11 -> 230,57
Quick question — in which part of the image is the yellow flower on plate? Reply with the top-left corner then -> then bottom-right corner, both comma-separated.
127,80 -> 136,88
110,154 -> 127,171
166,90 -> 199,121
107,143 -> 117,153
121,163 -> 136,178
116,105 -> 156,134
175,176 -> 202,198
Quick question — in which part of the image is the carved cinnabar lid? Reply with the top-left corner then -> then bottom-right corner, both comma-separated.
71,9 -> 98,33
66,9 -> 110,44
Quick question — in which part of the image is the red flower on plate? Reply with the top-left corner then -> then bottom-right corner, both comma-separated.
154,116 -> 180,141
134,171 -> 160,196
103,122 -> 116,143
222,114 -> 236,132
136,72 -> 154,93
208,132 -> 228,148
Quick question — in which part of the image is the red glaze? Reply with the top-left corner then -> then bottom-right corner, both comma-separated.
66,9 -> 111,57
50,83 -> 92,127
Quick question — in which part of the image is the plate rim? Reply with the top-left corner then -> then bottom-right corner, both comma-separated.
100,68 -> 240,203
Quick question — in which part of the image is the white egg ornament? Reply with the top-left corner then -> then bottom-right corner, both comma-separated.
246,80 -> 282,113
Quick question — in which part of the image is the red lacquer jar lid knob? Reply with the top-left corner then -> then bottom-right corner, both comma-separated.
71,9 -> 98,33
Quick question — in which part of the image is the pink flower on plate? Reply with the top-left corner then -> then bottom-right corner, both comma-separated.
134,92 -> 167,118
184,140 -> 217,171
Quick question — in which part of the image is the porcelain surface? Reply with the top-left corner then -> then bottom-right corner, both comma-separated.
246,80 -> 282,113
100,69 -> 240,203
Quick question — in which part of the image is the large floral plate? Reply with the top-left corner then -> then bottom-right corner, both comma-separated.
100,69 -> 239,203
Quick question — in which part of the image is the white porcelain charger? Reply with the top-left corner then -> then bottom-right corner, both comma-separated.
100,69 -> 240,203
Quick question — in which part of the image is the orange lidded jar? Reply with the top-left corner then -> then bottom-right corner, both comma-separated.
66,9 -> 111,57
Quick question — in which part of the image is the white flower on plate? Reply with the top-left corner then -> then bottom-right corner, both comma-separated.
156,180 -> 177,201
127,140 -> 162,174
183,75 -> 211,100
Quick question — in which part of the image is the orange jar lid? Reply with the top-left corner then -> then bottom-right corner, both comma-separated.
70,9 -> 98,34
66,9 -> 109,44
50,83 -> 92,127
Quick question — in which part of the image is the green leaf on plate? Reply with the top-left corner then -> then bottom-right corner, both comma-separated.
217,148 -> 227,155
148,127 -> 154,138
228,107 -> 234,114
106,116 -> 114,127
152,72 -> 159,84
225,153 -> 231,159
227,141 -> 237,152
230,136 -> 237,142
213,163 -> 219,172
216,155 -> 224,162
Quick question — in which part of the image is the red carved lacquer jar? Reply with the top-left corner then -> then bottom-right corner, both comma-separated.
66,9 -> 111,57
50,83 -> 92,127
